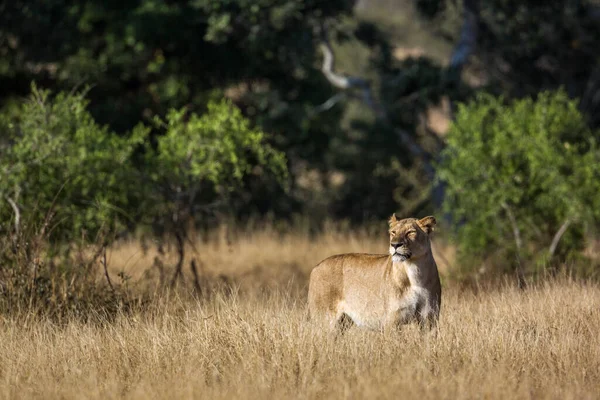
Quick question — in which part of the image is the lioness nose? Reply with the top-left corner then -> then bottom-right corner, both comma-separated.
392,243 -> 402,249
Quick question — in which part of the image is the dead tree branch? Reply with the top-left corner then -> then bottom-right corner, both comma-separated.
318,24 -> 431,165
449,0 -> 479,72
501,202 -> 526,288
190,258 -> 203,296
170,231 -> 185,288
316,4 -> 479,207
318,22 -> 385,118
501,202 -> 522,251
310,92 -> 347,116
101,248 -> 115,293
5,196 -> 20,236
548,219 -> 571,259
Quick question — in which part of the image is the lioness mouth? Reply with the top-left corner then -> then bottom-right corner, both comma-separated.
393,252 -> 411,261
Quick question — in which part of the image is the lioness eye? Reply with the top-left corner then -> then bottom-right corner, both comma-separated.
407,231 -> 416,240
390,231 -> 396,236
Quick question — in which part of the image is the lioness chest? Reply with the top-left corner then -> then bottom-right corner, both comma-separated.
342,268 -> 433,330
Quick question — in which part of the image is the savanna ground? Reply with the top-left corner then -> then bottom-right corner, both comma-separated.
1,224 -> 599,399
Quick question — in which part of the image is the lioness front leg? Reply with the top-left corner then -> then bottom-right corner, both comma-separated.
417,306 -> 439,332
383,307 -> 414,333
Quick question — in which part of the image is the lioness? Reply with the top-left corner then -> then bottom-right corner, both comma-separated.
308,214 -> 441,331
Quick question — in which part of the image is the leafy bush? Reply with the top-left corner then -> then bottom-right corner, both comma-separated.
438,90 -> 600,277
0,84 -> 149,244
0,86 -> 287,244
153,101 -> 286,193
144,100 -> 288,235
0,85 -> 289,314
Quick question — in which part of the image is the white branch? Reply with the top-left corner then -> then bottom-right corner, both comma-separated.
319,42 -> 352,90
6,196 -> 20,236
548,219 -> 571,259
501,201 -> 527,288
318,26 -> 429,162
449,0 -> 479,71
319,39 -> 384,117
311,92 -> 346,116
501,202 -> 522,251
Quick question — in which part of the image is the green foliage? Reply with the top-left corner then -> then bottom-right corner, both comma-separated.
420,0 -> 600,126
0,86 -> 289,315
145,100 -> 288,234
438,90 -> 600,274
153,101 -> 287,188
0,0 -> 353,131
5,0 -> 600,226
1,0 -> 403,221
0,84 -> 149,243
0,86 -> 288,244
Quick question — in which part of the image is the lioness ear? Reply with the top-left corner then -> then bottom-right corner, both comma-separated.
389,213 -> 398,225
418,216 -> 436,234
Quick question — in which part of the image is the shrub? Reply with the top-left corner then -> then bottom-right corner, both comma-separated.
438,90 -> 600,278
146,99 -> 288,233
0,85 -> 288,314
143,100 -> 288,287
0,87 -> 287,245
0,84 -> 149,244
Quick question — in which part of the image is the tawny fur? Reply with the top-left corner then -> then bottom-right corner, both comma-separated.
308,215 -> 441,331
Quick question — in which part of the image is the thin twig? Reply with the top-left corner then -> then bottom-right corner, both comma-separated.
153,256 -> 166,286
501,202 -> 522,250
101,248 -> 115,293
85,240 -> 107,275
170,231 -> 185,288
40,178 -> 70,238
501,202 -> 526,289
190,258 -> 203,296
310,93 -> 347,116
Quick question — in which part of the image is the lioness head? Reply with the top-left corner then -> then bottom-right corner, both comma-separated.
388,214 -> 436,262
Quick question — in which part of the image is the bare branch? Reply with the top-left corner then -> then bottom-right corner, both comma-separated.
310,93 -> 347,116
101,248 -> 115,293
501,202 -> 522,250
318,24 -> 430,164
170,231 -> 185,288
318,29 -> 385,117
5,196 -> 20,236
319,39 -> 372,92
190,258 -> 203,296
153,256 -> 166,286
449,0 -> 479,71
501,201 -> 526,288
319,42 -> 354,90
548,219 -> 571,259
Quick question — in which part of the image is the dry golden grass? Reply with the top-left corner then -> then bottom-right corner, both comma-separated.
1,281 -> 599,399
1,225 -> 598,399
104,222 -> 455,294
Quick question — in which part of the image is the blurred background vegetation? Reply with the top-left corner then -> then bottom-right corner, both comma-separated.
1,0 -> 600,313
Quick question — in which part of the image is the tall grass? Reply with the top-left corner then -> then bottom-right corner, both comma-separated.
105,221 -> 454,296
1,222 -> 598,398
0,280 -> 598,399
